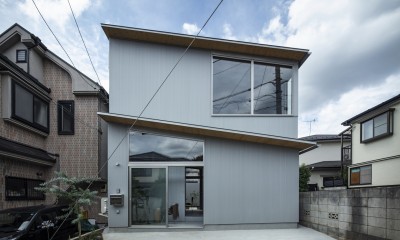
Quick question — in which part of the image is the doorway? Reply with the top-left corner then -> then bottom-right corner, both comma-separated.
130,166 -> 203,228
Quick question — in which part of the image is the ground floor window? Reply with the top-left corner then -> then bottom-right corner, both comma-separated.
5,176 -> 45,200
350,165 -> 372,185
323,177 -> 344,187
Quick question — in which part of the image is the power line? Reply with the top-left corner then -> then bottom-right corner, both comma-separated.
48,1 -> 224,239
67,0 -> 103,87
32,0 -> 99,91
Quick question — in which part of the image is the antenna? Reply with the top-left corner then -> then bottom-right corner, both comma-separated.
303,118 -> 317,136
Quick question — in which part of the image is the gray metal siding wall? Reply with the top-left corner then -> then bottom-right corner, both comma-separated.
107,123 -> 129,227
204,138 -> 299,225
109,39 -> 298,138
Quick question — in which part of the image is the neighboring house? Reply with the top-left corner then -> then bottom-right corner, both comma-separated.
99,24 -> 314,229
341,94 -> 400,188
0,24 -> 109,220
299,134 -> 351,190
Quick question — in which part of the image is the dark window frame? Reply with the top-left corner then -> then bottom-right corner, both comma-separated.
5,176 -> 45,201
16,49 -> 27,63
360,110 -> 394,143
323,177 -> 344,187
57,100 -> 75,135
350,165 -> 372,186
11,81 -> 50,133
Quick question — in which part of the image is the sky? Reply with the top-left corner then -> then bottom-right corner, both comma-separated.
1,0 -> 399,138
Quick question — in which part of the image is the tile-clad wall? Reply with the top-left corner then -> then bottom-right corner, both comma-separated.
299,187 -> 400,240
43,59 -> 100,179
0,156 -> 54,210
0,58 -> 103,215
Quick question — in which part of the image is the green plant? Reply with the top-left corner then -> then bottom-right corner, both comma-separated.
299,163 -> 311,192
36,172 -> 98,239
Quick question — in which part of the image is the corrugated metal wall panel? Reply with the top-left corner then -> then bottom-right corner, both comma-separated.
107,123 -> 129,227
109,39 -> 298,138
204,138 -> 299,224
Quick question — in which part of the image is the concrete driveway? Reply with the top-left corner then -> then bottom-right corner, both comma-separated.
103,226 -> 335,240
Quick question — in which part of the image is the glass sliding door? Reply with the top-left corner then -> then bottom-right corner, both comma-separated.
131,167 -> 166,225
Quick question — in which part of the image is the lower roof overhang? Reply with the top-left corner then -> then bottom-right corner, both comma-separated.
0,137 -> 56,167
98,112 -> 315,150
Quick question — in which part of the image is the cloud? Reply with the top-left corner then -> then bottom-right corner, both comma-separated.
182,23 -> 200,35
282,0 -> 400,113
222,23 -> 237,40
298,72 -> 400,137
257,15 -> 288,45
17,0 -> 91,30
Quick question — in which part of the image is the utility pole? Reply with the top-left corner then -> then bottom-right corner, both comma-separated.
275,66 -> 282,114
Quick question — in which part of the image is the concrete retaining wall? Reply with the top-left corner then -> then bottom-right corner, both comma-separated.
299,187 -> 400,240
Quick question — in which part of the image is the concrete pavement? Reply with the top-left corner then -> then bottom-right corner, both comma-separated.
103,226 -> 335,240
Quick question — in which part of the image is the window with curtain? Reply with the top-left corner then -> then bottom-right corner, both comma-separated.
350,165 -> 372,185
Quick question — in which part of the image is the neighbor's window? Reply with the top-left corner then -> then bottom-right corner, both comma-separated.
129,132 -> 204,162
361,111 -> 393,142
212,56 -> 292,115
16,49 -> 27,63
350,165 -> 372,185
12,82 -> 49,133
5,176 -> 45,201
58,101 -> 74,135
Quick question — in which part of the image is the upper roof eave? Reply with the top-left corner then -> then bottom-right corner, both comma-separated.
342,94 -> 400,126
101,23 -> 311,68
97,112 -> 315,150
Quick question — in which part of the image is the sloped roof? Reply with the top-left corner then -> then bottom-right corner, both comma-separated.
0,53 -> 51,93
101,24 -> 311,67
307,161 -> 341,168
299,134 -> 350,142
98,112 -> 315,150
0,136 -> 56,166
342,94 -> 400,126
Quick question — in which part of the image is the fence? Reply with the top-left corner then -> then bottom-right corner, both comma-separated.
299,186 -> 400,240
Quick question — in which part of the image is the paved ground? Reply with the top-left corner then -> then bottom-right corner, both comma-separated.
103,226 -> 335,240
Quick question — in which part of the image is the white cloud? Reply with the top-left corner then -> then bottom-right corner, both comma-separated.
298,73 -> 400,137
182,23 -> 200,35
17,0 -> 91,30
257,15 -> 288,45
222,23 -> 237,40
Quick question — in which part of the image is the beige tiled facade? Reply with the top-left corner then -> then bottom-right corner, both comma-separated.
0,24 -> 108,223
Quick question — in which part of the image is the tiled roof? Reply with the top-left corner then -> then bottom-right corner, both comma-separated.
0,53 -> 51,93
0,136 -> 56,164
299,134 -> 350,142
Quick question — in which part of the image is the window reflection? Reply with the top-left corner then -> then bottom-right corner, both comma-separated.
129,132 -> 203,162
254,63 -> 292,114
213,57 -> 251,114
212,57 -> 293,115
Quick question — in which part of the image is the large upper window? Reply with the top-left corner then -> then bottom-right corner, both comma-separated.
350,165 -> 372,185
361,111 -> 393,143
12,82 -> 49,133
129,132 -> 203,162
212,56 -> 293,115
58,101 -> 74,135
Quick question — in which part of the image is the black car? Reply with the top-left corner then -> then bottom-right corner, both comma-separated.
0,205 -> 77,240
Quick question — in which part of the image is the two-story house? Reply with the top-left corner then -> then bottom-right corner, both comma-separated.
0,24 -> 108,220
299,134 -> 351,190
100,24 -> 314,229
342,94 -> 400,188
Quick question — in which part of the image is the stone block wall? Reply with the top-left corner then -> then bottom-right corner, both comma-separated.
299,187 -> 400,240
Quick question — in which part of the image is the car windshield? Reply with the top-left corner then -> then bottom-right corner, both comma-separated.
0,210 -> 35,232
